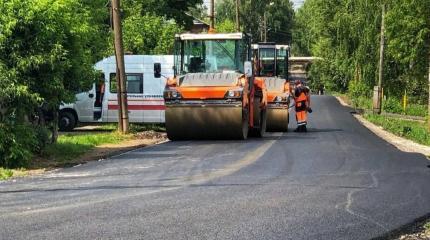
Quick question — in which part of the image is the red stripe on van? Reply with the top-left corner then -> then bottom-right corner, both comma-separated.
108,105 -> 166,110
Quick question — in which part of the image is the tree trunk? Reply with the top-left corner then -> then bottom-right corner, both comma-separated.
51,109 -> 58,143
210,0 -> 215,30
428,50 -> 430,131
236,0 -> 240,31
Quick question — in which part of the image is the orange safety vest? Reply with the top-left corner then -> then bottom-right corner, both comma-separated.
295,86 -> 309,126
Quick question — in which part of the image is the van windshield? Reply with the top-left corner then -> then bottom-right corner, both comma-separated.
174,39 -> 247,75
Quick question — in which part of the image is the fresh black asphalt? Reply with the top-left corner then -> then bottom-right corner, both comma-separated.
1,96 -> 430,240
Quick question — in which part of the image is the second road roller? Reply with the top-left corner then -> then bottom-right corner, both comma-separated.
163,32 -> 268,140
253,43 -> 291,132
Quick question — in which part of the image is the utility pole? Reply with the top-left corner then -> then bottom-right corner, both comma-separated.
111,0 -> 129,133
373,3 -> 385,114
235,0 -> 240,31
209,0 -> 215,31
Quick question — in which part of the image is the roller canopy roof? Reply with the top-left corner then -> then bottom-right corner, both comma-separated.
176,32 -> 247,40
251,44 -> 290,49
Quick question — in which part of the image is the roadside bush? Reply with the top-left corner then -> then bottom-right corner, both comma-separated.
0,124 -> 39,168
34,126 -> 51,154
348,80 -> 371,109
383,97 -> 403,114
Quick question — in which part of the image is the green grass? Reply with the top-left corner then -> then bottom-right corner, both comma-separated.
96,123 -> 118,131
364,114 -> 430,146
332,93 -> 428,117
42,132 -> 133,164
0,124 -> 166,180
0,168 -> 13,180
425,221 -> 430,231
405,104 -> 428,117
129,123 -> 165,133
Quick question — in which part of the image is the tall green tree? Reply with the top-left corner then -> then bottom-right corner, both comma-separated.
216,0 -> 294,43
128,0 -> 203,28
0,0 -> 108,166
122,14 -> 182,54
293,0 -> 430,102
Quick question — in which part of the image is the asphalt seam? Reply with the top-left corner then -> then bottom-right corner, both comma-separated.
344,172 -> 388,231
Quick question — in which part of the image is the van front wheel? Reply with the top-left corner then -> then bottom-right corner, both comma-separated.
59,111 -> 76,132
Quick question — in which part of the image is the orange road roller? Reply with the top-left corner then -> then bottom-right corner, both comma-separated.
253,43 -> 291,132
163,33 -> 268,140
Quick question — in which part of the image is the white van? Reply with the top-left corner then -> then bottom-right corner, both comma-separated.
59,55 -> 174,131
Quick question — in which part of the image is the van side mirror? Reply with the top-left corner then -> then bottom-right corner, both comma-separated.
154,63 -> 161,78
244,61 -> 252,77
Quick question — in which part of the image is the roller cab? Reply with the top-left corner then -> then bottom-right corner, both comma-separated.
164,33 -> 267,140
253,43 -> 291,132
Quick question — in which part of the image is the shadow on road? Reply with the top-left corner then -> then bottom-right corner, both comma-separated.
306,128 -> 343,133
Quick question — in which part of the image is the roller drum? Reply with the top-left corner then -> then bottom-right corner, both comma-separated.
165,104 -> 248,140
266,107 -> 289,132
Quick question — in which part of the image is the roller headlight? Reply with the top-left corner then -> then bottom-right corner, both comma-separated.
225,89 -> 243,99
228,90 -> 235,98
164,89 -> 181,100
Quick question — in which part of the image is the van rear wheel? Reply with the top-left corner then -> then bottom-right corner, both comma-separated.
59,111 -> 76,132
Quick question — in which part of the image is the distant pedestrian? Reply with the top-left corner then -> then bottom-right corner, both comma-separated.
318,85 -> 324,95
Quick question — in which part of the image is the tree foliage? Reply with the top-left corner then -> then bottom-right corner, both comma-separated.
129,0 -> 203,28
216,0 -> 294,43
0,0 -> 110,167
122,14 -> 182,54
0,0 -> 203,168
293,0 -> 430,102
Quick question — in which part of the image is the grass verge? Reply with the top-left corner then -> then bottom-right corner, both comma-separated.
0,168 -> 13,180
364,114 -> 430,146
41,132 -> 133,165
332,92 -> 427,117
0,123 -> 166,181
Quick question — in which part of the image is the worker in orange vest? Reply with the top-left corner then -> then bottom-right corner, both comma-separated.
294,80 -> 312,132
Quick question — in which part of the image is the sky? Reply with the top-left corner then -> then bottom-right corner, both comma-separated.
292,0 -> 304,9
203,0 -> 305,10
